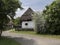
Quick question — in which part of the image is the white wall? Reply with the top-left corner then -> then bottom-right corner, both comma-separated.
22,21 -> 35,29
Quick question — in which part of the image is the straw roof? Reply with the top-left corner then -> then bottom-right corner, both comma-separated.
21,8 -> 34,21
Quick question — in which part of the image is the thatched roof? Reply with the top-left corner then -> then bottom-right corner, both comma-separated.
7,21 -> 13,25
21,8 -> 34,21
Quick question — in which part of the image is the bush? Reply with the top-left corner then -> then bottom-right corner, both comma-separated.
43,1 -> 60,35
33,12 -> 46,34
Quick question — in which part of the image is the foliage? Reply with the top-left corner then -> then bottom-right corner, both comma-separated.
0,0 -> 22,36
33,12 -> 45,34
13,17 -> 21,25
43,0 -> 60,34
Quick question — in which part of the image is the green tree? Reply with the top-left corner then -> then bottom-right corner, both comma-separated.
43,0 -> 60,34
13,17 -> 21,25
0,0 -> 22,36
33,12 -> 45,34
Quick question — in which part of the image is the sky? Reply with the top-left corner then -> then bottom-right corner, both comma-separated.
14,0 -> 54,18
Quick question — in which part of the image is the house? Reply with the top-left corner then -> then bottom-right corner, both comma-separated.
20,8 -> 35,30
3,20 -> 14,30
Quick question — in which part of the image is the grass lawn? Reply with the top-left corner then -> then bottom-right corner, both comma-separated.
10,29 -> 60,39
0,37 -> 20,45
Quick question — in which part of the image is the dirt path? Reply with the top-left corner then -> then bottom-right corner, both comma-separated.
2,31 -> 60,45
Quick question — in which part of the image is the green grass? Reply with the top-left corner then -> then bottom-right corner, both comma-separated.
10,29 -> 60,39
10,29 -> 36,35
0,37 -> 20,45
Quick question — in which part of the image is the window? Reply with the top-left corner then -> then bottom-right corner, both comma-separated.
25,23 -> 28,26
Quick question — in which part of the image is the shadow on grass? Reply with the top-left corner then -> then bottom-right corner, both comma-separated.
0,36 -> 21,45
4,36 -> 37,45
14,37 -> 37,45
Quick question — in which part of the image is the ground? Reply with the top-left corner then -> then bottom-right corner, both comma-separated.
0,36 -> 20,45
2,31 -> 60,45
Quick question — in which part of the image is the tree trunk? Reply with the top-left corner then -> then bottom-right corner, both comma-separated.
0,30 -> 2,37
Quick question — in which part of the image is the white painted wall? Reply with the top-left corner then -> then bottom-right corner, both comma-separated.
22,21 -> 35,29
